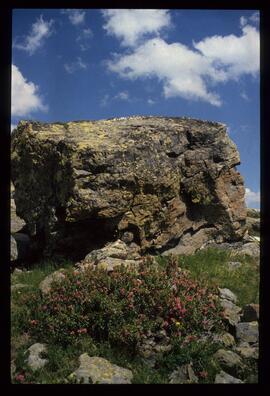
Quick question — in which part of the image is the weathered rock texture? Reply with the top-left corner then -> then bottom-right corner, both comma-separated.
11,117 -> 246,258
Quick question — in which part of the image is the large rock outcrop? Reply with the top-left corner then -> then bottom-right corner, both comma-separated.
11,116 -> 247,259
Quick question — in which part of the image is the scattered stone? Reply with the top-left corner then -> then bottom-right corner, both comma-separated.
39,269 -> 66,295
77,239 -> 144,272
70,354 -> 133,384
236,322 -> 259,344
220,299 -> 242,327
215,370 -> 243,384
213,332 -> 235,348
241,304 -> 259,322
218,288 -> 237,303
227,261 -> 242,270
138,329 -> 172,366
169,362 -> 198,384
25,343 -> 48,371
236,242 -> 260,258
213,349 -> 244,376
235,342 -> 259,359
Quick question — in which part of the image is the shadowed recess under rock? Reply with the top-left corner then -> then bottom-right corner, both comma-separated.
11,116 -> 247,260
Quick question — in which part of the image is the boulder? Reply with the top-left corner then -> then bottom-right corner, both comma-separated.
236,242 -> 260,258
235,342 -> 259,359
213,349 -> 244,376
70,353 -> 133,384
169,363 -> 198,384
213,332 -> 235,348
24,343 -> 48,371
220,299 -> 242,327
11,117 -> 247,258
215,370 -> 243,384
78,239 -> 143,272
236,322 -> 259,344
218,288 -> 237,303
39,269 -> 66,295
11,235 -> 18,261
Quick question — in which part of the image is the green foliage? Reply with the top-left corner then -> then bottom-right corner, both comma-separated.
22,256 -> 224,350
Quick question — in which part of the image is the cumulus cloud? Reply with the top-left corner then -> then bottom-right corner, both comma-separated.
102,9 -> 171,47
61,9 -> 85,25
240,11 -> 259,27
13,15 -> 54,55
12,64 -> 47,117
245,188 -> 260,207
193,25 -> 259,80
105,11 -> 259,107
107,38 -> 223,106
64,57 -> 87,73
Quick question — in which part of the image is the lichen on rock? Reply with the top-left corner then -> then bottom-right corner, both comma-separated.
11,116 -> 247,259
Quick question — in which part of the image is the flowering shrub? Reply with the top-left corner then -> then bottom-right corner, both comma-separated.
23,256 -> 224,351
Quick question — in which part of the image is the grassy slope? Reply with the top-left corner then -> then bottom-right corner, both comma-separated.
11,248 -> 259,384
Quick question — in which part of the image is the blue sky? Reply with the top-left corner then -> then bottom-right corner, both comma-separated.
11,9 -> 260,208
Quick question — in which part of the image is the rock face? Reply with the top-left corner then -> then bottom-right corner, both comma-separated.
11,117 -> 246,258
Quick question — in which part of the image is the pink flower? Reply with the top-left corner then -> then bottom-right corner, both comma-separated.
77,328 -> 87,334
30,319 -> 38,326
15,373 -> 25,382
199,371 -> 208,378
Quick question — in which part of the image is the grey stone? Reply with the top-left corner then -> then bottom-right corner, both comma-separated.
11,233 -> 30,262
220,299 -> 242,327
169,363 -> 198,384
25,343 -> 48,371
218,288 -> 237,303
70,354 -> 133,384
237,242 -> 260,258
235,342 -> 259,359
213,349 -> 244,375
215,370 -> 243,384
39,269 -> 66,295
236,322 -> 259,344
213,332 -> 235,347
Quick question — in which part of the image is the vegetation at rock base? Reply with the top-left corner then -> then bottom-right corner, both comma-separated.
11,248 -> 259,384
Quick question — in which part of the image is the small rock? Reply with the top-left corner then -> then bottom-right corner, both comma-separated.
11,233 -> 30,261
235,342 -> 259,359
39,269 -> 66,295
241,304 -> 259,322
218,288 -> 237,303
13,268 -> 23,274
213,349 -> 244,376
220,299 -> 242,327
237,242 -> 260,258
213,332 -> 235,347
169,363 -> 198,384
25,343 -> 48,371
215,370 -> 243,384
236,322 -> 259,344
71,354 -> 133,384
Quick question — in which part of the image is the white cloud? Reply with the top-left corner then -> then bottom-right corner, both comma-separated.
193,25 -> 259,80
249,11 -> 259,24
100,94 -> 110,107
12,64 -> 47,117
61,9 -> 85,25
147,98 -> 155,105
114,91 -> 129,101
76,27 -> 93,51
13,15 -> 54,55
104,12 -> 259,107
64,57 -> 87,73
245,188 -> 260,208
102,9 -> 171,47
107,38 -> 223,106
240,91 -> 249,101
240,16 -> 247,27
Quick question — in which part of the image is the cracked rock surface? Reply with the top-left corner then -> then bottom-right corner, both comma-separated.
11,116 -> 246,259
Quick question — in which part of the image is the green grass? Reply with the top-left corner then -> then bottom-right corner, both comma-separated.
157,247 -> 259,307
11,248 -> 259,384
